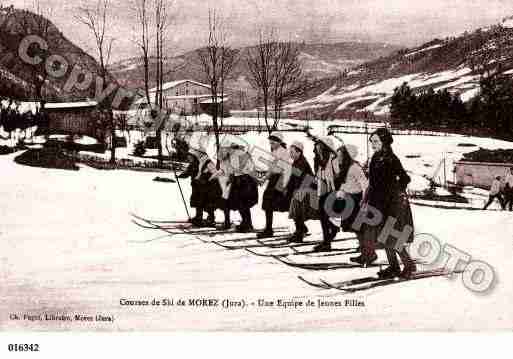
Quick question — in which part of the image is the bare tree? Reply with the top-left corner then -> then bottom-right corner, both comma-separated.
154,0 -> 166,166
133,0 -> 151,105
219,44 -> 238,128
271,41 -> 303,130
197,9 -> 238,160
247,30 -> 304,132
76,0 -> 116,163
246,29 -> 278,134
154,0 -> 164,109
133,0 -> 181,166
17,1 -> 56,108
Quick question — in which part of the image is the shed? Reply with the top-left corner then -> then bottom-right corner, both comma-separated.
43,101 -> 108,142
454,161 -> 513,189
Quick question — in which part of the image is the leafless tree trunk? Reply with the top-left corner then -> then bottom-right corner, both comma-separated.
197,9 -> 238,163
133,0 -> 151,105
271,41 -> 303,130
152,0 -> 173,167
154,0 -> 163,166
246,29 -> 278,134
76,0 -> 116,163
219,46 -> 237,128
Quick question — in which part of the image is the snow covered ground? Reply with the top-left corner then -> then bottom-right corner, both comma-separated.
2,125 -> 513,331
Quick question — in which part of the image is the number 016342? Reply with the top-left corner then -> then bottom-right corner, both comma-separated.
8,344 -> 40,352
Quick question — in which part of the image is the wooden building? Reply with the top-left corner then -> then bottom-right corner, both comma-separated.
135,80 -> 228,115
43,101 -> 107,142
454,161 -> 513,189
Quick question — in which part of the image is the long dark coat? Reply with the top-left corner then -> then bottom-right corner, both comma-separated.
179,153 -> 222,211
227,174 -> 258,211
366,149 -> 414,243
287,155 -> 314,197
288,154 -> 319,220
262,174 -> 290,212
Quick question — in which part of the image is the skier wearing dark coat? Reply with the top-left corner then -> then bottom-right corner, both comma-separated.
360,128 -> 416,279
178,147 -> 222,227
287,141 -> 315,242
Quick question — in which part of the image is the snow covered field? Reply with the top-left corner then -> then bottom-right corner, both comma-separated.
2,125 -> 513,331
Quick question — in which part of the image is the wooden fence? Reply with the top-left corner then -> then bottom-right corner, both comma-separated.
328,124 -> 452,137
74,153 -> 187,172
197,124 -> 309,134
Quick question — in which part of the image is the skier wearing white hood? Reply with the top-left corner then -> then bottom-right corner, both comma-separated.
257,131 -> 292,238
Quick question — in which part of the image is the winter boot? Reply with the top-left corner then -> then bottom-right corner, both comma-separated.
257,229 -> 274,238
191,208 -> 204,227
398,249 -> 417,279
294,219 -> 308,235
220,221 -> 232,231
289,231 -> 305,243
350,253 -> 378,267
400,264 -> 417,279
191,217 -> 204,227
313,242 -> 331,252
235,224 -> 253,233
204,212 -> 216,227
377,266 -> 401,279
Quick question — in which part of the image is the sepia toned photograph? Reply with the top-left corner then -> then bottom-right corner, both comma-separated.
1,0 -> 513,338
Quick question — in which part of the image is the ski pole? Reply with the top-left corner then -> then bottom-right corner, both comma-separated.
166,135 -> 191,220
172,164 -> 191,220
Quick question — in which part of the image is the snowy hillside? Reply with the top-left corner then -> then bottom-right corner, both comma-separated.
285,20 -> 513,118
0,7 -> 119,101
286,66 -> 480,115
108,42 -> 401,111
2,122 -> 513,331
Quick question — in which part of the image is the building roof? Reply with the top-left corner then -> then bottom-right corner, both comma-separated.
43,101 -> 98,109
454,161 -> 513,167
149,79 -> 211,93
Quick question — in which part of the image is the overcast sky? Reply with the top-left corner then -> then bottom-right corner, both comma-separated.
5,0 -> 513,63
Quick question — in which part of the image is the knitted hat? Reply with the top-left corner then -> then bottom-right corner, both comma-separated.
230,142 -> 244,150
268,131 -> 284,144
290,140 -> 304,152
370,127 -> 394,146
317,136 -> 340,154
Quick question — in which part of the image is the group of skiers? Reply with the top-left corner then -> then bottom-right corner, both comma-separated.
176,128 -> 416,279
483,167 -> 513,210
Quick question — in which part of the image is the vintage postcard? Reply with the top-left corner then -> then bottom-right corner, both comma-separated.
1,0 -> 513,344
